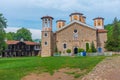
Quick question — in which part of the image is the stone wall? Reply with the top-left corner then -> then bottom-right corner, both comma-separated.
41,31 -> 53,57
55,23 -> 97,54
98,32 -> 107,52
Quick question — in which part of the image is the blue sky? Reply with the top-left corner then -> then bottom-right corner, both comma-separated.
0,0 -> 120,39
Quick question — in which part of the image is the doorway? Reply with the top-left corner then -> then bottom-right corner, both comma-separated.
74,47 -> 78,54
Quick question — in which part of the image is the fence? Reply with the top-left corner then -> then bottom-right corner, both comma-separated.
53,52 -> 114,57
87,52 -> 113,56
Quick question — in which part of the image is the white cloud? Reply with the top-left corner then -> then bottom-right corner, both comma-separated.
0,0 -> 120,30
5,27 -> 41,39
0,0 -> 120,11
29,0 -> 83,11
29,28 -> 41,39
5,27 -> 20,33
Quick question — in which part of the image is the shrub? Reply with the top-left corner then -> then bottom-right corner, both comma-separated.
91,41 -> 97,52
86,43 -> 89,52
78,48 -> 84,53
66,49 -> 71,54
54,45 -> 58,53
59,51 -> 61,54
87,49 -> 92,53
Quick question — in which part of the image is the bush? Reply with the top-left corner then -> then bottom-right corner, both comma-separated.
66,49 -> 71,54
59,51 -> 61,54
54,45 -> 58,53
87,49 -> 92,53
91,41 -> 97,52
78,48 -> 84,53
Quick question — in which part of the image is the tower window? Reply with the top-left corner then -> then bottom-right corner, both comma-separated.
98,22 -> 100,26
58,23 -> 61,28
45,19 -> 47,23
94,22 -> 96,26
63,44 -> 67,49
74,15 -> 78,20
44,33 -> 48,37
45,42 -> 47,45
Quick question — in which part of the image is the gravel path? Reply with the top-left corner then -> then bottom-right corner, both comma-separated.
82,56 -> 120,80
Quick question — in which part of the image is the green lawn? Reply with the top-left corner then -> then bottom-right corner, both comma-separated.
0,56 -> 105,80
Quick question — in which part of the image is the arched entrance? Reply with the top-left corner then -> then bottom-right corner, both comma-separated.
74,47 -> 78,54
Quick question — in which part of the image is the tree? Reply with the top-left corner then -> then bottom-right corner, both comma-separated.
86,43 -> 89,52
6,32 -> 16,40
0,30 -> 7,52
112,17 -> 120,41
0,13 -> 7,29
105,17 -> 120,51
54,45 -> 58,53
91,41 -> 97,52
0,13 -> 7,54
15,27 -> 32,41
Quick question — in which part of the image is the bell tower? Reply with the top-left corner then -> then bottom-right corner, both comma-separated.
41,16 -> 54,57
69,12 -> 86,23
56,20 -> 66,30
93,17 -> 104,29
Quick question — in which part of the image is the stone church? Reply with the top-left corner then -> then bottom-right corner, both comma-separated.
41,12 -> 107,57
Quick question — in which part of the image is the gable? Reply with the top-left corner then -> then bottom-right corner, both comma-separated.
55,22 -> 97,42
55,21 -> 97,51
55,20 -> 96,33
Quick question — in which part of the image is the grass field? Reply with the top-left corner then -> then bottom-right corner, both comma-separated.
0,56 -> 105,80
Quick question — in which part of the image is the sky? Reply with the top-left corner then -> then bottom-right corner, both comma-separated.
0,0 -> 120,39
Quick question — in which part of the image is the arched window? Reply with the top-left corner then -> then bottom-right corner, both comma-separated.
44,33 -> 48,37
98,20 -> 101,26
45,42 -> 47,45
74,15 -> 78,20
63,44 -> 67,49
94,21 -> 96,26
98,22 -> 101,26
58,23 -> 61,28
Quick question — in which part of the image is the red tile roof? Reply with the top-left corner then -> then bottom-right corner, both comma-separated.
69,12 -> 83,16
56,20 -> 66,22
97,29 -> 107,33
24,41 -> 38,45
6,40 -> 39,45
41,16 -> 54,19
6,40 -> 19,45
93,17 -> 104,20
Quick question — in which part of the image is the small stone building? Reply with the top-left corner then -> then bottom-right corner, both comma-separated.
41,12 -> 107,57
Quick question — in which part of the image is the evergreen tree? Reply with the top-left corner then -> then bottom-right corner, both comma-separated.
54,45 -> 58,53
105,17 -> 120,51
91,41 -> 97,52
112,17 -> 120,41
0,13 -> 7,54
86,43 -> 89,52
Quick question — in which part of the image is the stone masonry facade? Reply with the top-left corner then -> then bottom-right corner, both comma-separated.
41,12 -> 107,57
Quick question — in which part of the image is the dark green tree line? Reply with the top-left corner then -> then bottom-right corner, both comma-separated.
105,17 -> 120,51
15,28 -> 32,41
0,13 -> 7,53
6,27 -> 33,41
